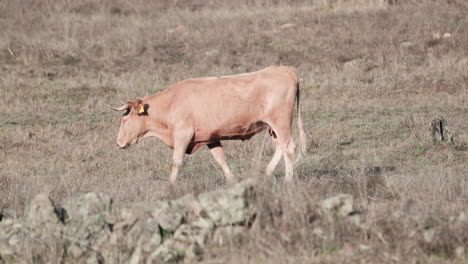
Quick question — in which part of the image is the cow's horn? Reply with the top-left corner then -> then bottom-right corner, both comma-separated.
107,102 -> 128,111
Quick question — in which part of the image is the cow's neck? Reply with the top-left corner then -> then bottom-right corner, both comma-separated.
143,121 -> 171,147
141,92 -> 173,147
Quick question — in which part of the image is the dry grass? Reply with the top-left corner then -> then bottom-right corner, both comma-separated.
0,0 -> 467,262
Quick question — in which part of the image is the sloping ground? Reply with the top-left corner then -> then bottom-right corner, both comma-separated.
1,180 -> 466,263
0,180 -> 255,263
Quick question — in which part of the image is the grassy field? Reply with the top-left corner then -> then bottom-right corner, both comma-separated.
0,0 -> 467,262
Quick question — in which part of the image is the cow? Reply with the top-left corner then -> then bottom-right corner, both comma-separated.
108,66 -> 307,184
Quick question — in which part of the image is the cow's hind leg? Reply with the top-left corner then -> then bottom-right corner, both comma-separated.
208,141 -> 235,183
283,139 -> 296,182
270,131 -> 295,182
266,120 -> 296,182
265,139 -> 283,177
169,130 -> 194,184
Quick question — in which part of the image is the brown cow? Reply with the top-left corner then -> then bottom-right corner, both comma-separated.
109,66 -> 306,184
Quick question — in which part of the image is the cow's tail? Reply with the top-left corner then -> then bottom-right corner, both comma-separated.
295,82 -> 307,164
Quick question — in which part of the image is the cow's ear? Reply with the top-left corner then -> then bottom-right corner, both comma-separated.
133,99 -> 146,115
142,104 -> 149,115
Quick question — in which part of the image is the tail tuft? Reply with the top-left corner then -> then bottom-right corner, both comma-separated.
295,82 -> 307,164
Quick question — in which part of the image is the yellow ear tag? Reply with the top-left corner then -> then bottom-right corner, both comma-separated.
139,104 -> 145,114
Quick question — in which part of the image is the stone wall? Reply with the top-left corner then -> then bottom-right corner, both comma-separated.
0,180 -> 255,263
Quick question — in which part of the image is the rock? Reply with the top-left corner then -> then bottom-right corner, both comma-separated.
176,194 -> 213,228
148,240 -> 182,264
177,194 -> 215,232
212,226 -> 245,246
423,228 -> 436,243
0,220 -> 28,263
0,242 -> 28,264
280,23 -> 296,30
16,194 -> 64,263
456,211 -> 467,223
176,194 -> 203,219
62,192 -> 113,223
191,217 -> 215,232
104,202 -> 152,262
112,202 -> 162,252
400,41 -> 417,49
114,202 -> 148,228
151,200 -> 185,232
84,252 -> 105,264
62,193 -> 114,262
63,54 -> 80,65
341,243 -> 356,257
198,179 -> 255,226
348,210 -> 361,226
128,246 -> 142,264
25,193 -> 61,227
0,209 -> 17,221
322,194 -> 354,217
151,224 -> 209,263
204,49 -> 219,57
358,244 -> 371,252
430,118 -> 454,143
177,224 -> 209,245
0,216 -> 61,263
342,58 -> 367,72
173,224 -> 210,257
312,227 -> 324,237
0,180 -> 258,263
455,246 -> 465,259
132,217 -> 162,252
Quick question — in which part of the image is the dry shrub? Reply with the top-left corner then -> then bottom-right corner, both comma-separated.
221,177 -> 467,262
321,165 -> 395,200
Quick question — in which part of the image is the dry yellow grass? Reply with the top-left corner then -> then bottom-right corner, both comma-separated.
0,0 -> 467,262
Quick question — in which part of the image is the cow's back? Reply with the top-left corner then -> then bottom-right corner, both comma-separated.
164,66 -> 298,141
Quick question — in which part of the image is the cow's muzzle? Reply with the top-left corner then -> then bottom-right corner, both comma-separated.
117,142 -> 129,149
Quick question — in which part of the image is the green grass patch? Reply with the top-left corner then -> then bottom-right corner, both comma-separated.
0,112 -> 114,131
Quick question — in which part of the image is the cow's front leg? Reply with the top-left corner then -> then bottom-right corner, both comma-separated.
208,141 -> 236,183
169,130 -> 193,184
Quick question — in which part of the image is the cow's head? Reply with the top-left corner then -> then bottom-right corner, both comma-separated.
108,99 -> 148,149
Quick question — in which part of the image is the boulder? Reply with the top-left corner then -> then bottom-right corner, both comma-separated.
279,23 -> 296,30
150,224 -> 210,263
25,193 -> 61,227
109,202 -> 161,263
322,194 -> 354,217
0,209 -> 16,222
0,220 -> 28,263
198,179 -> 255,226
212,226 -> 246,246
61,193 -> 114,262
176,194 -> 204,222
150,201 -> 185,232
148,240 -> 183,264
0,193 -> 64,264
127,217 -> 162,252
0,180 -> 257,263
176,194 -> 214,231
62,192 -> 113,223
